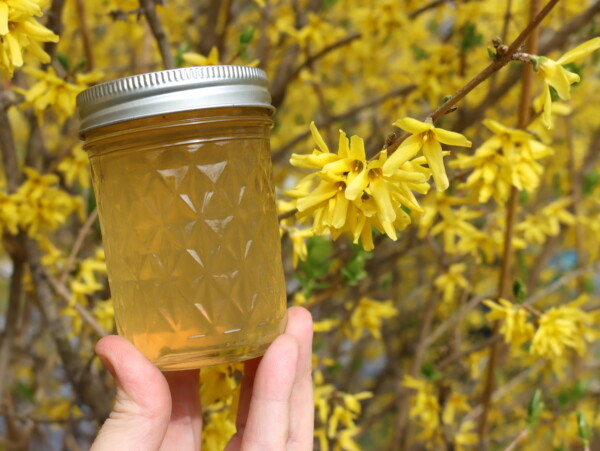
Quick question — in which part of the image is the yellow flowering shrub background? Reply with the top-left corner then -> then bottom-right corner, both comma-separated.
1,0 -> 600,449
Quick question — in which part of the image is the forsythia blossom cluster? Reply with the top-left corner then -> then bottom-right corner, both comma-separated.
314,369 -> 372,451
0,168 -> 81,238
0,0 -> 58,76
484,296 -> 600,358
14,67 -> 104,124
288,119 -> 471,250
451,119 -> 551,204
402,375 -> 475,448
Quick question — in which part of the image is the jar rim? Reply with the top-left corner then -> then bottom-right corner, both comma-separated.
77,65 -> 274,137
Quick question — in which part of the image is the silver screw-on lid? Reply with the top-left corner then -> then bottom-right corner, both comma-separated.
77,65 -> 274,136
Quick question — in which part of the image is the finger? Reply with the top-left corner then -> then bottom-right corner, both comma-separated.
159,370 -> 202,451
91,335 -> 171,451
236,333 -> 300,450
285,306 -> 314,451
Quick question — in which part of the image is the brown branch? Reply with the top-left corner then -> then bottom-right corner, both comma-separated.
287,33 -> 361,85
278,208 -> 298,221
424,291 -> 494,348
59,209 -> 99,285
407,0 -> 448,18
384,0 -> 559,155
436,335 -> 503,371
0,84 -> 111,421
42,0 -> 67,61
74,0 -> 94,71
0,91 -> 20,192
504,428 -> 529,451
487,0 -> 514,95
479,1 -> 542,443
45,269 -> 108,338
22,237 -> 112,419
196,0 -> 223,55
139,0 -> 175,69
524,262 -> 600,307
455,0 -> 600,133
0,256 -> 25,397
258,0 -> 272,71
272,84 -> 417,163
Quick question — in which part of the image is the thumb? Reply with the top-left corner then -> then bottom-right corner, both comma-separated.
91,336 -> 172,451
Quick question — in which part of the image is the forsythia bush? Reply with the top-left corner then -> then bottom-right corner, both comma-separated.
1,0 -> 600,449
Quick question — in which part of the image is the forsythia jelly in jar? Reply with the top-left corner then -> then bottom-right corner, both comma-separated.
77,66 -> 287,370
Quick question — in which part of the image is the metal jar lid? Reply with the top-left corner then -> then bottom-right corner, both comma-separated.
76,65 -> 273,137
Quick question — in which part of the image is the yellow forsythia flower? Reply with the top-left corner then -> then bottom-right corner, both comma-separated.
384,117 -> 472,191
483,298 -> 535,349
202,409 -> 236,450
182,46 -> 220,66
536,37 -> 600,128
15,167 -> 79,237
0,189 -> 20,235
289,122 -> 432,250
434,263 -> 469,303
344,297 -> 398,341
530,296 -> 600,358
402,375 -> 441,440
453,119 -> 551,201
14,67 -> 101,124
57,144 -> 90,188
0,2 -> 58,76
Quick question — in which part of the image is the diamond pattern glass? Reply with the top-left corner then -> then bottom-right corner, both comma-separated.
86,109 -> 287,370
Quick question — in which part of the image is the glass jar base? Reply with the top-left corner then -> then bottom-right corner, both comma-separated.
153,341 -> 273,371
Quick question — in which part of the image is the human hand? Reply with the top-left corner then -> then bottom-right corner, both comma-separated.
91,306 -> 314,451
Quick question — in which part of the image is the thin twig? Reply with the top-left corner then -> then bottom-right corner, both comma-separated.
45,271 -> 108,338
455,0 -> 600,133
479,0 -> 542,444
42,0 -> 67,61
59,209 -> 99,285
139,0 -> 175,69
74,0 -> 94,71
278,208 -> 298,221
22,237 -> 112,418
286,33 -> 361,85
273,84 -> 417,167
436,335 -> 503,371
466,360 -> 546,423
383,0 -> 560,156
423,292 -> 493,348
0,256 -> 25,396
504,428 -> 529,451
524,262 -> 600,307
0,91 -> 20,192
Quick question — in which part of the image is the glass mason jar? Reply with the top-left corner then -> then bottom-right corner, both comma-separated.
77,66 -> 287,370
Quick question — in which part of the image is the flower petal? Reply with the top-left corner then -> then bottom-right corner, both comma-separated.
360,221 -> 374,251
482,119 -> 508,135
297,181 -> 338,211
0,2 -> 9,36
310,121 -> 329,153
541,84 -> 554,129
541,62 -> 572,100
382,135 -> 422,176
557,37 -> 600,64
433,127 -> 472,148
338,130 -> 349,158
345,169 -> 369,200
331,191 -> 349,229
370,177 -> 396,224
349,135 -> 366,162
393,117 -> 432,134
422,137 -> 449,191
